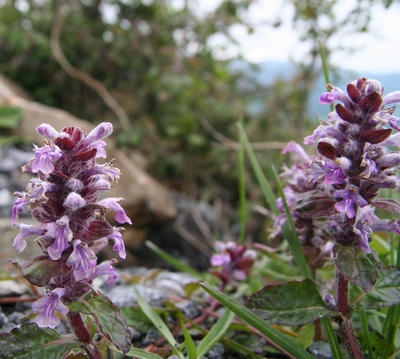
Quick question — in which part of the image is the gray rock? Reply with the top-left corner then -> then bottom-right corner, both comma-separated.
143,327 -> 163,346
0,280 -> 28,297
175,301 -> 200,319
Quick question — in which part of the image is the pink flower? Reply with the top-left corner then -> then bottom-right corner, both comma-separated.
67,240 -> 97,281
334,186 -> 368,218
13,223 -> 45,253
31,143 -> 63,174
32,288 -> 69,328
97,198 -> 132,225
46,216 -> 73,260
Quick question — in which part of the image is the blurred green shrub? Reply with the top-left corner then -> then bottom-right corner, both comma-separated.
0,0 -> 315,205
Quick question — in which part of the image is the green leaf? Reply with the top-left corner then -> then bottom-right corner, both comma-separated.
196,308 -> 235,359
200,283 -> 316,359
350,266 -> 400,309
134,287 -> 184,359
0,323 -> 81,359
120,306 -> 153,333
333,245 -> 382,293
296,323 -> 315,349
21,254 -> 71,287
246,279 -> 333,326
181,321 -> 197,359
0,106 -> 22,129
67,292 -> 131,353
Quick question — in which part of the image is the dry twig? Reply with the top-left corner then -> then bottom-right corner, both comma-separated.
50,5 -> 132,131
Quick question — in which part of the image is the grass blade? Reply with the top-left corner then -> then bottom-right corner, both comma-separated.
196,308 -> 235,359
271,165 -> 312,279
320,317 -> 344,359
360,311 -> 373,359
237,122 -> 278,214
318,40 -> 334,112
200,283 -> 316,359
146,241 -> 203,279
238,121 -> 248,244
181,321 -> 197,359
134,287 -> 184,359
119,347 -> 164,359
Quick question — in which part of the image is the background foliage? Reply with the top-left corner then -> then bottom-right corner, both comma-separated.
0,0 -> 392,206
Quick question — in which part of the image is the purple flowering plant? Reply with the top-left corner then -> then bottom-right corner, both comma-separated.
242,78 -> 400,358
1,123 -> 132,358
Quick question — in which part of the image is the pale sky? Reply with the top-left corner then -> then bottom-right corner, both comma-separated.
192,0 -> 400,73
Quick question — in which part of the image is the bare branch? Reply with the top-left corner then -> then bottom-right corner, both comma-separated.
50,5 -> 132,130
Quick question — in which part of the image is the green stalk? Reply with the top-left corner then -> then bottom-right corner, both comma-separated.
238,121 -> 248,244
271,165 -> 312,279
237,123 -> 278,214
318,40 -> 334,112
360,311 -> 373,359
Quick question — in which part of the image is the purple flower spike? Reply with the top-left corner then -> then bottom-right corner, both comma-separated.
81,122 -> 113,148
12,122 -> 129,331
210,241 -> 256,285
325,161 -> 346,185
97,198 -> 132,224
67,240 -> 97,281
382,91 -> 400,107
13,223 -> 45,253
210,253 -> 230,266
46,216 -> 73,260
64,192 -> 86,212
319,91 -> 338,104
31,143 -> 63,174
334,187 -> 368,218
12,192 -> 29,224
282,141 -> 309,161
89,260 -> 118,286
36,123 -> 59,141
319,86 -> 350,107
32,288 -> 69,328
354,221 -> 372,253
108,228 -> 126,259
91,140 -> 107,158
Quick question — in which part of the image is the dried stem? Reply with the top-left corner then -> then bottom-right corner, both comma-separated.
50,5 -> 132,131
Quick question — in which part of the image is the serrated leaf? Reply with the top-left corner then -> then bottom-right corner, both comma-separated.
0,323 -> 81,359
333,245 -> 382,293
21,254 -> 71,287
67,292 -> 131,353
246,279 -> 333,326
350,266 -> 400,309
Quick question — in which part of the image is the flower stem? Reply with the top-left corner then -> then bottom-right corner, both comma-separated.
68,311 -> 102,359
337,272 -> 364,358
68,311 -> 91,344
337,272 -> 349,318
